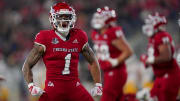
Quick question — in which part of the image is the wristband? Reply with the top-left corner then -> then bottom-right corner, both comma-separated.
95,83 -> 102,87
28,82 -> 34,88
108,58 -> 118,67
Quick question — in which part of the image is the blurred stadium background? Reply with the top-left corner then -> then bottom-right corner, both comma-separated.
0,0 -> 180,101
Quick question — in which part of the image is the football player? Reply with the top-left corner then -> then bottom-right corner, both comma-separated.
22,2 -> 102,101
139,12 -> 180,101
91,6 -> 133,101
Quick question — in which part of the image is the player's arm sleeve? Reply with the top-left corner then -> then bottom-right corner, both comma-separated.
156,34 -> 171,46
34,31 -> 46,52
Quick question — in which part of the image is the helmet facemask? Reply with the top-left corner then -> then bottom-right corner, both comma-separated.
55,13 -> 73,36
142,19 -> 154,37
142,24 -> 154,37
91,13 -> 105,29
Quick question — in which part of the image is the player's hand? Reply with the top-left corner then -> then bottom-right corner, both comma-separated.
136,88 -> 151,101
140,54 -> 154,67
98,60 -> 112,70
90,83 -> 103,97
140,54 -> 148,67
106,58 -> 118,67
99,58 -> 118,70
146,55 -> 154,65
28,83 -> 44,96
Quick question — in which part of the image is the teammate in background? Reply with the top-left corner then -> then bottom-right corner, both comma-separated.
91,6 -> 133,101
22,2 -> 102,101
138,12 -> 180,101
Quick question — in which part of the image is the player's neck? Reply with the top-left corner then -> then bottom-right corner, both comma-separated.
55,31 -> 69,41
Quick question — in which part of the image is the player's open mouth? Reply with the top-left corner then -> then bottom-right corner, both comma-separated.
62,22 -> 68,28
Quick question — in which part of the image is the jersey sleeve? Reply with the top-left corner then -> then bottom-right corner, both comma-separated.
34,31 -> 46,52
111,27 -> 124,40
79,30 -> 88,51
155,33 -> 171,46
115,29 -> 124,38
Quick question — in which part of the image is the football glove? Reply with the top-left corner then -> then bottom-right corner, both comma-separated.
98,60 -> 112,70
106,58 -> 118,67
90,83 -> 103,96
28,83 -> 44,96
140,54 -> 148,67
136,88 -> 150,101
99,58 -> 118,71
146,56 -> 155,64
140,54 -> 154,67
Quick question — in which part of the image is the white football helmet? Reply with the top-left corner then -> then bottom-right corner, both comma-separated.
142,12 -> 167,37
49,2 -> 76,36
91,6 -> 116,29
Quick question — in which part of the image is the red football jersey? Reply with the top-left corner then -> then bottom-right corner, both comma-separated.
147,31 -> 180,77
34,28 -> 88,80
91,26 -> 126,71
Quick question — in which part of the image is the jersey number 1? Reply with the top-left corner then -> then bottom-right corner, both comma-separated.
62,54 -> 71,75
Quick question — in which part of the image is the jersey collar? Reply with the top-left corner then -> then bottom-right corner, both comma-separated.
55,31 -> 67,41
